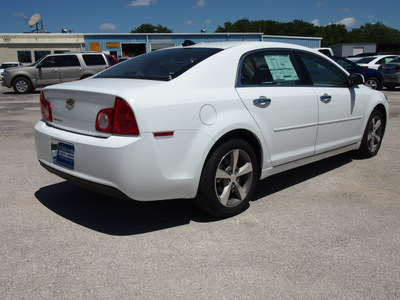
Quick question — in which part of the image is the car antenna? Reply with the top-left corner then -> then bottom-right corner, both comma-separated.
182,40 -> 196,47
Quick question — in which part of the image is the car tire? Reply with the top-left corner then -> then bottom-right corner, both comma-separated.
80,75 -> 92,80
385,83 -> 397,91
12,77 -> 33,94
365,76 -> 380,90
196,139 -> 259,218
357,110 -> 385,158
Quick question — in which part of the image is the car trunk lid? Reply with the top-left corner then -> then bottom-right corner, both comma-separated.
41,78 -> 159,137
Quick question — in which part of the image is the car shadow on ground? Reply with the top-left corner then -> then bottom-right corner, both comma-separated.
35,153 -> 354,236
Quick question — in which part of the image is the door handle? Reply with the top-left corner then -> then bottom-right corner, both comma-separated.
320,93 -> 332,102
76,68 -> 81,72
52,69 -> 58,73
253,96 -> 271,108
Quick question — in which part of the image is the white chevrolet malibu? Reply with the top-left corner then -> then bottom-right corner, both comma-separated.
35,41 -> 389,217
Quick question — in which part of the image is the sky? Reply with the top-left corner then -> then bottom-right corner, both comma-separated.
1,0 -> 399,34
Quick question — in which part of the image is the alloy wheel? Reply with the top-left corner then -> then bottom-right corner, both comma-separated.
214,149 -> 254,207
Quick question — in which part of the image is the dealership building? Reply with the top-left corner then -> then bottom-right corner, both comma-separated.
0,32 -> 323,64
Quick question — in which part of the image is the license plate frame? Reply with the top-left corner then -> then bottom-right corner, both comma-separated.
54,141 -> 75,170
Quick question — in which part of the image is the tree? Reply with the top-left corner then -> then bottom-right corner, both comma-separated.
131,24 -> 173,33
214,19 -> 400,46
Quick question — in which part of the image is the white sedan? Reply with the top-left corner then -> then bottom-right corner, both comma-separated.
356,55 -> 398,70
35,41 -> 389,217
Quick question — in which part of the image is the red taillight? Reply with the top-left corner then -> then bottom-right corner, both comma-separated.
395,66 -> 400,72
95,97 -> 139,136
40,91 -> 53,122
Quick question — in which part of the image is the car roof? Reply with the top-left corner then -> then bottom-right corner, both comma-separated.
184,41 -> 313,52
179,41 -> 322,58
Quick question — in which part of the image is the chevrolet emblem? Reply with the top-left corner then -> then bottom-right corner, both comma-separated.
66,99 -> 75,108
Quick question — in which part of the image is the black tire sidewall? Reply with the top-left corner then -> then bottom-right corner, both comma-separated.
358,110 -> 384,158
198,139 -> 259,218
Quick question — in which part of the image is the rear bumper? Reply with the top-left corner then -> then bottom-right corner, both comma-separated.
39,161 -> 130,199
35,120 -> 212,201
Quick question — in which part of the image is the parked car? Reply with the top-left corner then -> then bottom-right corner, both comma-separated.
379,56 -> 400,90
106,55 -> 118,66
355,55 -> 398,70
330,56 -> 384,90
2,52 -> 110,93
0,62 -> 23,80
118,57 -> 133,63
315,47 -> 333,56
35,42 -> 388,218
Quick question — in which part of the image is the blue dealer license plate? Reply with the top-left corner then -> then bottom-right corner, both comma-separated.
56,142 -> 75,170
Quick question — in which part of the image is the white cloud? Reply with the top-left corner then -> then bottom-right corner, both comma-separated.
204,19 -> 212,25
193,0 -> 206,8
127,0 -> 156,7
312,19 -> 321,26
184,20 -> 195,25
13,12 -> 25,17
338,17 -> 356,27
316,1 -> 327,6
100,23 -> 117,31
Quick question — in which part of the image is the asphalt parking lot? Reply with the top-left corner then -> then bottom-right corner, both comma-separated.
1,85 -> 399,299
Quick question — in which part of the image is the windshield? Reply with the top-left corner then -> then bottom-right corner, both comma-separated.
30,56 -> 46,67
95,47 -> 222,81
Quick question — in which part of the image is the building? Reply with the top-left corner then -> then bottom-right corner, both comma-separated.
0,33 -> 84,64
1,32 -> 321,64
330,43 -> 377,57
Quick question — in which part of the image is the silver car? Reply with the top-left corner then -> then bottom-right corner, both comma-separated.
379,56 -> 400,90
2,52 -> 109,93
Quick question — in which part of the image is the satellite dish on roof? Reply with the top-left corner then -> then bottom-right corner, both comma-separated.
28,13 -> 41,27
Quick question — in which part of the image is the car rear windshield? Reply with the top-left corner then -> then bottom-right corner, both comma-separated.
1,63 -> 19,68
95,47 -> 222,81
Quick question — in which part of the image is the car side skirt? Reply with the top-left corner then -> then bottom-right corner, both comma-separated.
260,142 -> 360,179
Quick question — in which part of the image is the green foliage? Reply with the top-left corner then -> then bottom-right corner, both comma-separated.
131,24 -> 173,33
215,18 -> 400,46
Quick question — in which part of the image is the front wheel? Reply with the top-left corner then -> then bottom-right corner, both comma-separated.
196,139 -> 259,218
357,110 -> 385,158
12,77 -> 33,94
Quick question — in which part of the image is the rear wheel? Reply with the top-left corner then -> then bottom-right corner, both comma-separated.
357,110 -> 385,158
365,76 -> 380,90
196,139 -> 259,218
12,77 -> 33,94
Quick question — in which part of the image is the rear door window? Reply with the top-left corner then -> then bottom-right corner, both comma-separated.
61,55 -> 81,67
239,50 -> 307,86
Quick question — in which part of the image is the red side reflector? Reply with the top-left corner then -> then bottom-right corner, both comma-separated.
153,131 -> 174,138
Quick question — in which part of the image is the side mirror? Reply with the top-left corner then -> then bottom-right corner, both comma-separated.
348,73 -> 364,86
